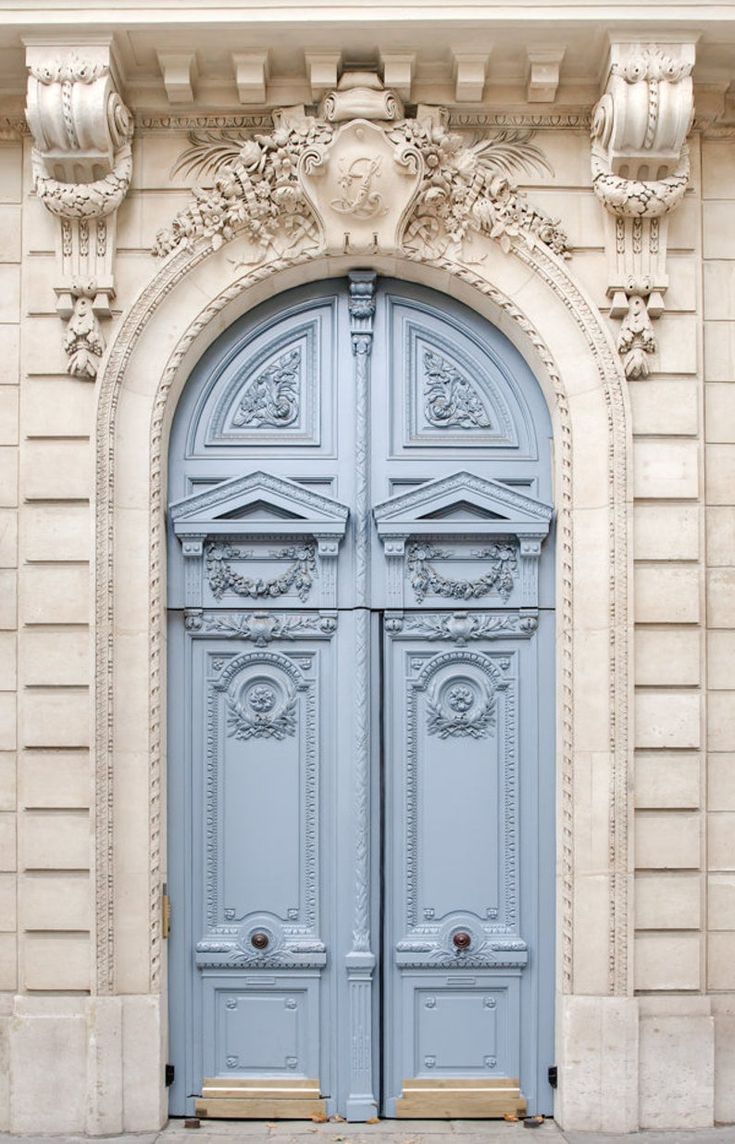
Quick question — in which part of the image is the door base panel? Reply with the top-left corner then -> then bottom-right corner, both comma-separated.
195,1078 -> 326,1120
395,1078 -> 526,1119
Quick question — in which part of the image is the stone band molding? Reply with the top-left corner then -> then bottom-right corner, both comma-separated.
591,40 -> 695,379
25,40 -> 134,379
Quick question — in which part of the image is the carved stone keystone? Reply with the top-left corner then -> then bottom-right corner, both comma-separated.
25,40 -> 134,379
591,40 -> 695,379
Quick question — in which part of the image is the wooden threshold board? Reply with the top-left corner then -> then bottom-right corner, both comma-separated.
195,1077 -> 326,1120
395,1077 -> 527,1119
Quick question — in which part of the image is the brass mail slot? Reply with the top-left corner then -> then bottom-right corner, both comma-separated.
196,1076 -> 326,1120
396,1076 -> 527,1119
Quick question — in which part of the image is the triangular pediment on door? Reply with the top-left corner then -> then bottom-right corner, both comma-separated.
169,471 -> 349,611
373,471 -> 552,611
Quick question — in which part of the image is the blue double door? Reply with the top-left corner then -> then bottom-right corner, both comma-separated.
167,277 -> 555,1120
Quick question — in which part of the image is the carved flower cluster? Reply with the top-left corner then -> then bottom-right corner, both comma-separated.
154,111 -> 571,262
153,117 -> 334,257
389,119 -> 570,258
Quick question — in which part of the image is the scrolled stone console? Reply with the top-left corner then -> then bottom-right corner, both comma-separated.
591,41 -> 695,379
24,40 -> 134,379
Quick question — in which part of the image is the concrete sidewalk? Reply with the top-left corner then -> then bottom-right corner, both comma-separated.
5,1118 -> 735,1144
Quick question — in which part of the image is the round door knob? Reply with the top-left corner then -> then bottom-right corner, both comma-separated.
251,931 -> 269,950
452,931 -> 472,950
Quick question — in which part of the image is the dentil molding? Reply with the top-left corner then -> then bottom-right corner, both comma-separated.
591,41 -> 695,379
25,41 -> 134,379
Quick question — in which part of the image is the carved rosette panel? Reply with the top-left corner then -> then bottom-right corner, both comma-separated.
197,649 -> 325,969
25,46 -> 135,379
591,42 -> 695,379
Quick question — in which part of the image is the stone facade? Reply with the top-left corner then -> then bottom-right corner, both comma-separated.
0,3 -> 733,1134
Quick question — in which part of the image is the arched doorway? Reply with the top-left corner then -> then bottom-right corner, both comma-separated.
165,274 -> 554,1121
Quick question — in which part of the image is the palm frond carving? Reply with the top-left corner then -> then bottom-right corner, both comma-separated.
466,129 -> 553,180
171,130 -> 254,183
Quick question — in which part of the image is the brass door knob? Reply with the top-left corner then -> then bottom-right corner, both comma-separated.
251,931 -> 269,950
452,931 -> 471,950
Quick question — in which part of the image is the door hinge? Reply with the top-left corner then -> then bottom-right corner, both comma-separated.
548,1065 -> 558,1089
161,884 -> 171,939
165,1064 -> 175,1087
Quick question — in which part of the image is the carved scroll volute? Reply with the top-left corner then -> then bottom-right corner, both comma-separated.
25,42 -> 134,380
591,41 -> 695,380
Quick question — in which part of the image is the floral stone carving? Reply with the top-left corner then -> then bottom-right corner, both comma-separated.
153,74 -> 569,264
25,44 -> 134,380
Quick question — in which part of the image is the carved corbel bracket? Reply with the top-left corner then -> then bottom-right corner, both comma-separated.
25,42 -> 134,380
591,41 -> 695,378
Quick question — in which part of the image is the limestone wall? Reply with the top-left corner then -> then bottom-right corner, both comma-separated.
0,113 -> 732,1131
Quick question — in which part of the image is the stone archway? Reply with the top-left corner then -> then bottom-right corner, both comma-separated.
93,113 -> 634,1125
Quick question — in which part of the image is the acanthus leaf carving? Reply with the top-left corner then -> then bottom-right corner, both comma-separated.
25,44 -> 134,381
189,610 -> 337,645
423,348 -> 492,429
402,611 -> 538,644
152,75 -> 569,265
590,41 -> 695,379
232,347 -> 301,428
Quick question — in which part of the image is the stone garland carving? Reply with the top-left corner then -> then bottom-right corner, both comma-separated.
205,541 -> 316,601
423,349 -> 491,429
389,117 -> 569,260
426,679 -> 496,739
591,42 -> 695,379
154,115 -> 332,258
232,347 -> 301,428
25,49 -> 135,379
152,86 -> 569,263
407,542 -> 518,603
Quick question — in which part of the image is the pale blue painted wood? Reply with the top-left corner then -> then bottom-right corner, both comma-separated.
167,277 -> 555,1120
